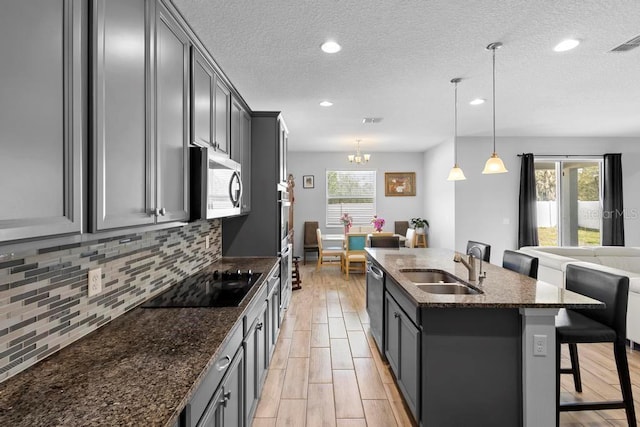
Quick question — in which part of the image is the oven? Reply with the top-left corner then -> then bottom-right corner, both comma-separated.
277,181 -> 290,243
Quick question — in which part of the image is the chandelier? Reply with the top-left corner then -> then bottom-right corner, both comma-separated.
348,139 -> 370,164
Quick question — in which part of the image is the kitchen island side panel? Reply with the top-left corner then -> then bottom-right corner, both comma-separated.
421,308 -> 523,427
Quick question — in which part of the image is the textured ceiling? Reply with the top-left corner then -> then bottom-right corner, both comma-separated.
172,0 -> 640,152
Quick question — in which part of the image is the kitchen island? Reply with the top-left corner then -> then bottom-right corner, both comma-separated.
365,248 -> 603,427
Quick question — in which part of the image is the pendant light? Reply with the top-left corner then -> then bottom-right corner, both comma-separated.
447,78 -> 466,181
348,139 -> 370,164
482,42 -> 508,174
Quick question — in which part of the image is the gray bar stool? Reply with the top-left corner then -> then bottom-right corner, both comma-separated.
555,264 -> 636,426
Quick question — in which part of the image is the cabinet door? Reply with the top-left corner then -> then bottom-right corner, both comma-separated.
244,302 -> 268,423
240,111 -> 251,213
191,47 -> 214,148
268,285 -> 280,356
155,1 -> 189,223
214,77 -> 230,156
230,100 -> 241,162
384,292 -> 401,375
196,387 -> 224,427
92,0 -> 154,230
0,0 -> 82,242
384,292 -> 420,420
398,307 -> 420,419
222,347 -> 244,427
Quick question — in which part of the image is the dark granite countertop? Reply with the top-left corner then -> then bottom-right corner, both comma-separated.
366,248 -> 603,309
0,257 -> 278,427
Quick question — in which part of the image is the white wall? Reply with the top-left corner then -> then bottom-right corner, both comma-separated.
288,151 -> 425,257
423,139 -> 456,250
452,136 -> 640,264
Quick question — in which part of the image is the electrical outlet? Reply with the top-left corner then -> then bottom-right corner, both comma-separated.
533,334 -> 547,357
88,268 -> 102,297
205,236 -> 210,249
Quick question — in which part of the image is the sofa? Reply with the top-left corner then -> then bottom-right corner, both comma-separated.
518,246 -> 640,346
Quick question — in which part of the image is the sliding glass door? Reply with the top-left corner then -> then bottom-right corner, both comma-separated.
534,159 -> 603,246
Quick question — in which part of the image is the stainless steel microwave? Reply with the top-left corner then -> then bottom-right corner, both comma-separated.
190,147 -> 242,219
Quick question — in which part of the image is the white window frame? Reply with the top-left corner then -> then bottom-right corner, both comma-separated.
325,170 -> 376,228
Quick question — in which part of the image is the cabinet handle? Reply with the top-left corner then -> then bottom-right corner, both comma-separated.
256,322 -> 263,331
154,208 -> 161,217
393,312 -> 400,318
159,207 -> 166,216
221,391 -> 231,407
215,355 -> 231,371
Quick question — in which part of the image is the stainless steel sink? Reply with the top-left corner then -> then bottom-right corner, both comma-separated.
415,283 -> 482,295
399,269 -> 459,284
399,268 -> 483,295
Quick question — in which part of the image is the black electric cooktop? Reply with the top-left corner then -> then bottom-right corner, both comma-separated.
142,270 -> 262,308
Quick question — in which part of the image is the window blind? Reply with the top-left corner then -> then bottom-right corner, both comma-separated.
326,170 -> 376,227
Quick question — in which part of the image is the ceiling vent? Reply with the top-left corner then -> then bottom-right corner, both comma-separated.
362,117 -> 383,124
610,34 -> 640,52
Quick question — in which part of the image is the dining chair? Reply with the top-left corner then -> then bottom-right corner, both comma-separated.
342,233 -> 367,279
405,228 -> 416,248
370,235 -> 400,248
394,221 -> 409,237
316,228 -> 342,270
467,240 -> 491,263
303,221 -> 319,264
502,250 -> 539,279
555,264 -> 636,426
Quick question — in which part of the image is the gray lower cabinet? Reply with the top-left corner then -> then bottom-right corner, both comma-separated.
384,291 -> 420,420
243,301 -> 269,424
267,280 -> 281,357
197,348 -> 244,427
0,0 -> 83,242
91,0 -> 189,231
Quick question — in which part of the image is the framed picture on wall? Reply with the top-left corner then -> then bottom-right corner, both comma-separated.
384,172 -> 416,196
303,175 -> 314,189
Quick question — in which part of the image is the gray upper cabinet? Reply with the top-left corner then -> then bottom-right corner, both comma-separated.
214,78 -> 230,156
155,0 -> 190,223
92,0 -> 154,230
191,47 -> 214,148
0,0 -> 83,242
91,0 -> 189,231
231,98 -> 251,213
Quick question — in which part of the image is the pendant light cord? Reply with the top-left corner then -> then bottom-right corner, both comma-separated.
454,80 -> 458,163
492,45 -> 496,154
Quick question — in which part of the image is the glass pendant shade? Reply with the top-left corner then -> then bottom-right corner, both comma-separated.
482,152 -> 508,174
447,78 -> 466,181
447,164 -> 467,181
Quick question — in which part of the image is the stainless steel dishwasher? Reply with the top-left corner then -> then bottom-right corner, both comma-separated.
366,260 -> 385,355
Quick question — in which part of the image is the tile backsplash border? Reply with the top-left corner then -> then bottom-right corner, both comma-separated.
0,219 -> 221,382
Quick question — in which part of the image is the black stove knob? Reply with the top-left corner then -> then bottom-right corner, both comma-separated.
213,270 -> 220,280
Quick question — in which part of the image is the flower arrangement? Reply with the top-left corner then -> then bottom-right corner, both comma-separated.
371,215 -> 385,232
340,213 -> 353,233
340,213 -> 353,226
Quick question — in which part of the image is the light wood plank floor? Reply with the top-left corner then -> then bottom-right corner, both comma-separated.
252,264 -> 640,427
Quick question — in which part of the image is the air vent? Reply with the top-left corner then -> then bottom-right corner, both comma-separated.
610,34 -> 640,52
362,117 -> 383,124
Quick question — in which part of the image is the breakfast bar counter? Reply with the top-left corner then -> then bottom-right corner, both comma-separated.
365,248 -> 603,427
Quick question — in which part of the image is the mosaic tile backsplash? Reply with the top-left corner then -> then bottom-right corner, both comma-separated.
0,219 -> 221,382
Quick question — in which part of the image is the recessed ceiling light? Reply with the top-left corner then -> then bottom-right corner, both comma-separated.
554,39 -> 580,52
319,101 -> 333,107
469,98 -> 485,106
321,41 -> 341,54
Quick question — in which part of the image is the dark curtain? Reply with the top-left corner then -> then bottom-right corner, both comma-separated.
602,153 -> 625,246
518,153 -> 539,248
